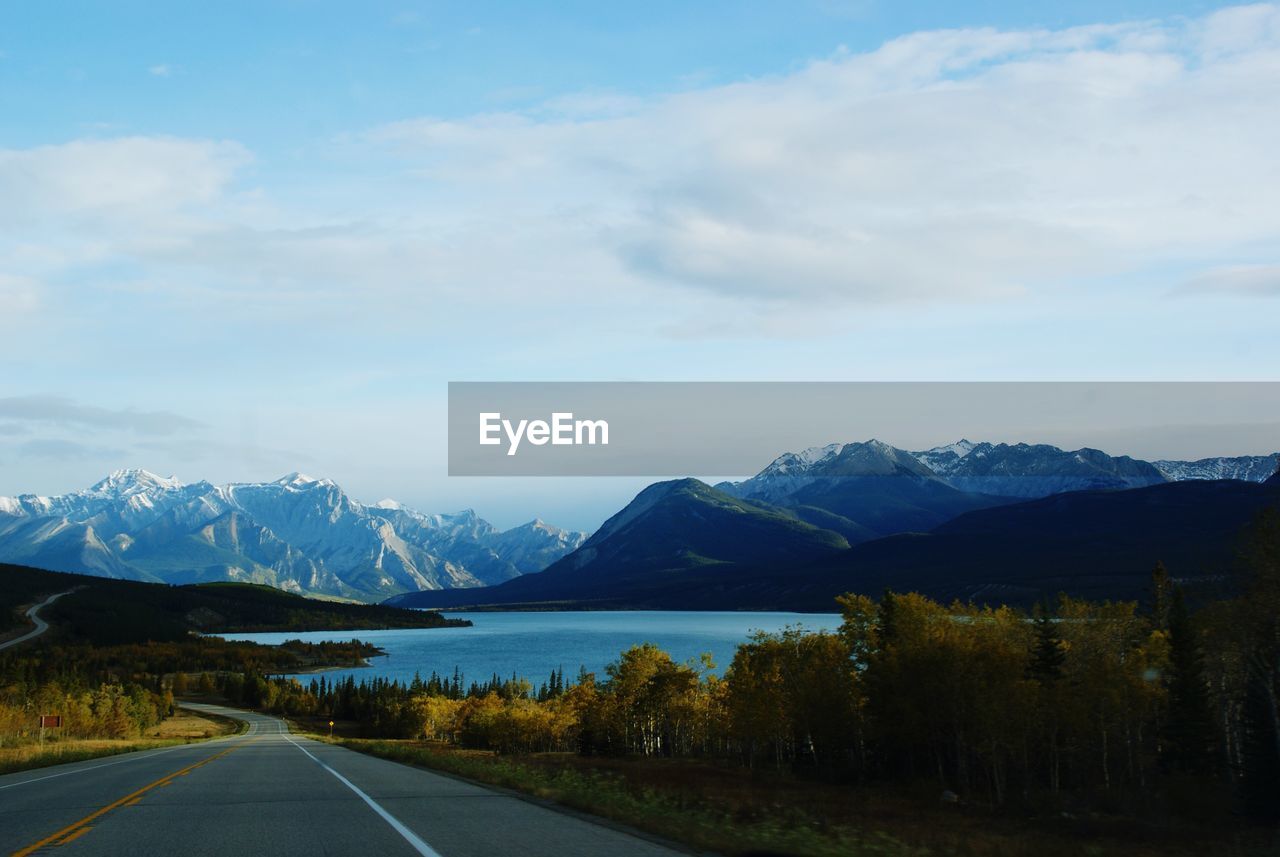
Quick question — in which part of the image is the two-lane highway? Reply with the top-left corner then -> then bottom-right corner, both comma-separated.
0,705 -> 690,857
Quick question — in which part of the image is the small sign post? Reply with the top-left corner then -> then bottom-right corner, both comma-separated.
328,720 -> 334,738
38,714 -> 61,745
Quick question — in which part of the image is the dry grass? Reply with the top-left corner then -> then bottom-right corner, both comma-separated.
0,708 -> 241,776
148,708 -> 239,740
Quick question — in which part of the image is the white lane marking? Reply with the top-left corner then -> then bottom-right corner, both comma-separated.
0,711 -> 261,791
283,734 -> 443,857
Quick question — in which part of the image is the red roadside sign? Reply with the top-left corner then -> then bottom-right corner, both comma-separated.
39,715 -> 61,728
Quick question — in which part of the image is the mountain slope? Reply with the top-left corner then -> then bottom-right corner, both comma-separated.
0,516 -> 138,580
388,478 -> 849,609
768,475 -> 1280,608
722,440 -> 1013,539
393,476 -> 1280,611
0,470 -> 585,601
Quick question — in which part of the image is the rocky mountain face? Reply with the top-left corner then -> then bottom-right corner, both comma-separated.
0,470 -> 586,600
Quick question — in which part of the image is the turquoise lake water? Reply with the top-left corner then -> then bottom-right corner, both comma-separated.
221,611 -> 841,688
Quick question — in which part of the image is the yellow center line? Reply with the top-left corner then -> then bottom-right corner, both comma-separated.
48,827 -> 91,848
10,746 -> 237,857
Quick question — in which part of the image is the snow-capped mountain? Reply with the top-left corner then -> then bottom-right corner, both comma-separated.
725,439 -> 1279,504
0,470 -> 587,600
912,441 -> 1166,498
724,439 -> 941,503
717,440 -> 1005,542
1152,454 -> 1280,483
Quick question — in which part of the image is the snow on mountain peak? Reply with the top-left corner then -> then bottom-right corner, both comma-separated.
92,469 -> 184,495
274,472 -> 335,489
929,439 -> 976,459
373,498 -> 403,510
761,443 -> 843,475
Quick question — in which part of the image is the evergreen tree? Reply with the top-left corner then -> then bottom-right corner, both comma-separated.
1238,644 -> 1280,819
1150,561 -> 1174,632
1164,588 -> 1215,776
878,590 -> 899,648
1029,602 -> 1065,683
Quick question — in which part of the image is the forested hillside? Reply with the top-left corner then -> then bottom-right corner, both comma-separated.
0,562 -> 468,642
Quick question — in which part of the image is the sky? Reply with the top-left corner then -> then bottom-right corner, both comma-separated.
1,1 -> 1278,530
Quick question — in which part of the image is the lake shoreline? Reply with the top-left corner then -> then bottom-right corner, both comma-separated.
224,610 -> 841,688
269,659 -> 375,676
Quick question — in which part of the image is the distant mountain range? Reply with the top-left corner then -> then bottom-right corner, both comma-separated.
733,439 -> 1279,501
0,470 -> 586,600
718,439 -> 1278,541
393,441 -> 1280,611
4,441 -> 1277,608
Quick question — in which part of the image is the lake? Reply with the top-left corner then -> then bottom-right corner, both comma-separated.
221,611 -> 841,688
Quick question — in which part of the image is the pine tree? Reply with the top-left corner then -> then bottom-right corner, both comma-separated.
878,590 -> 899,648
1238,644 -> 1280,819
1150,561 -> 1174,632
1029,603 -> 1066,683
1164,588 -> 1215,776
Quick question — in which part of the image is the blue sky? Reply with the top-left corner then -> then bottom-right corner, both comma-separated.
1,1 -> 1278,530
3,2 -> 1228,144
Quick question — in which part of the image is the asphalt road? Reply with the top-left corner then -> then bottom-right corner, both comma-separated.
0,590 -> 75,652
0,704 -> 691,857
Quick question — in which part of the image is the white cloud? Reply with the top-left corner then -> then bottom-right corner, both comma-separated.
148,63 -> 173,77
0,136 -> 249,224
369,5 -> 1280,305
0,396 -> 203,434
1180,263 -> 1280,296
16,438 -> 127,460
3,4 -> 1279,362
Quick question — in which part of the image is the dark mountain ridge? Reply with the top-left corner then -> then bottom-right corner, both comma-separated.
387,478 -> 849,609
394,474 -> 1280,612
